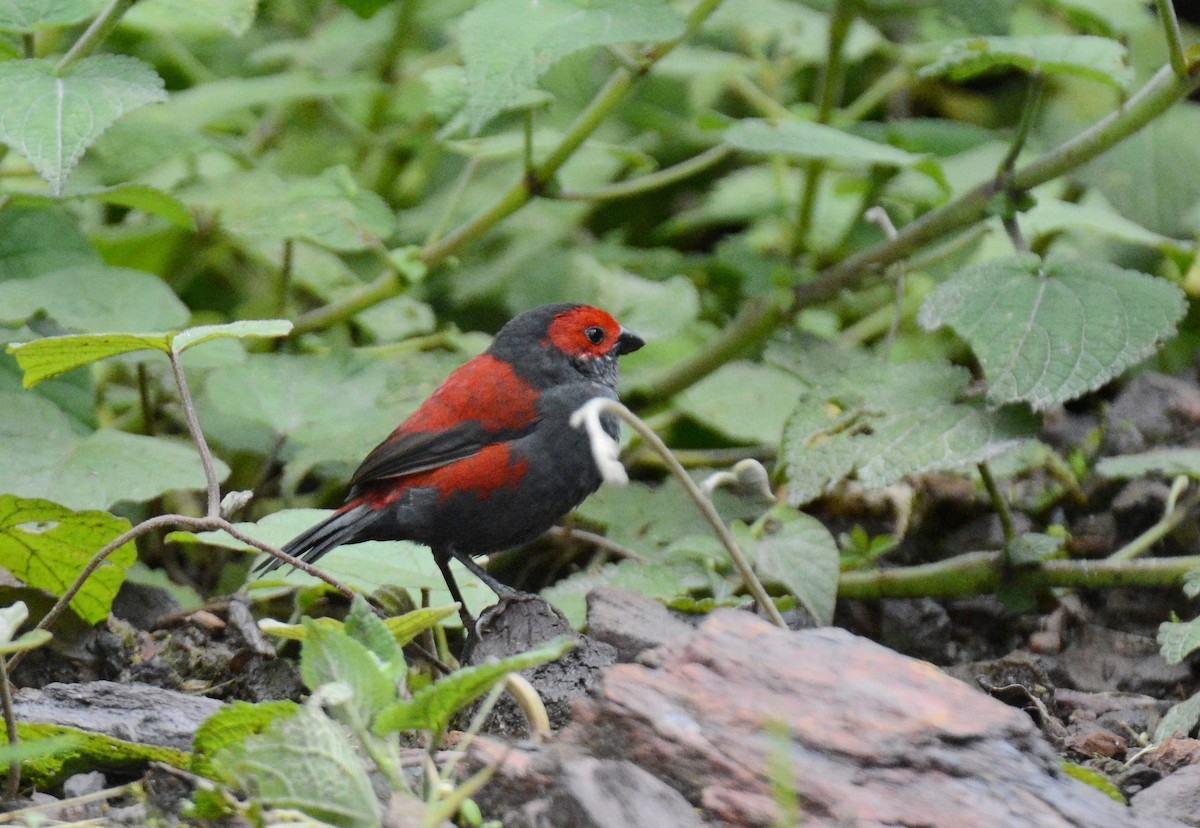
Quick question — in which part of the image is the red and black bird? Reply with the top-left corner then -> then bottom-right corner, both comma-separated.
259,303 -> 644,626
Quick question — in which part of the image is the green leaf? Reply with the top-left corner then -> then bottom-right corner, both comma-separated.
300,617 -> 398,728
1156,691 -> 1200,741
0,266 -> 189,332
0,393 -> 228,509
459,0 -> 684,133
334,0 -> 390,18
0,55 -> 166,194
122,0 -> 257,35
6,320 -> 291,387
0,205 -> 97,282
725,118 -> 936,171
384,606 -> 460,646
774,342 -> 1034,506
1021,198 -> 1190,255
1060,761 -> 1125,803
739,505 -> 839,625
7,183 -> 196,230
191,700 -> 300,780
918,255 -> 1186,410
169,320 -> 294,354
0,494 -> 136,624
210,704 -> 381,828
177,510 -> 492,621
919,35 -> 1132,88
0,0 -> 98,32
1159,617 -> 1200,665
185,166 -> 395,252
1095,449 -> 1200,480
344,596 -> 405,681
1185,570 -> 1200,600
676,361 -> 806,443
0,600 -> 52,654
374,636 -> 574,736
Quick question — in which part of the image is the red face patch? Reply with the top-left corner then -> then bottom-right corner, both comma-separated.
544,306 -> 622,359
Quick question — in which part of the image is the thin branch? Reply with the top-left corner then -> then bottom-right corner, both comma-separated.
581,400 -> 787,627
545,526 -> 648,564
1156,0 -> 1188,80
977,462 -> 1015,546
556,145 -> 732,202
1,655 -> 19,799
168,349 -> 221,518
1108,488 -> 1200,563
56,0 -> 139,73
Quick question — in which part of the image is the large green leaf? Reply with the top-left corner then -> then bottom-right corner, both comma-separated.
774,342 -> 1034,506
373,636 -> 574,736
191,700 -> 300,780
0,393 -> 228,510
676,361 -> 806,443
0,55 -> 165,194
211,705 -> 381,828
1156,691 -> 1200,742
459,0 -> 684,133
122,0 -> 257,35
738,505 -> 839,625
6,320 -> 292,387
1160,618 -> 1200,666
725,118 -> 935,171
0,266 -> 189,332
919,34 -> 1132,88
0,205 -> 97,282
918,255 -> 1185,410
0,0 -> 98,32
0,495 -> 136,624
1096,449 -> 1200,480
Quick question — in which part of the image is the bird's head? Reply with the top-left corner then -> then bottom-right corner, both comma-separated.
491,303 -> 644,388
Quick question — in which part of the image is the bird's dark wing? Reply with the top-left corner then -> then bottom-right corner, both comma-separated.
347,420 -> 536,496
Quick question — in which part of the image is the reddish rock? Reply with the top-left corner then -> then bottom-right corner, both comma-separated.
475,605 -> 1138,827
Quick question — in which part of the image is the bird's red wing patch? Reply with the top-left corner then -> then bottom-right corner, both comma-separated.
395,354 -> 539,434
357,443 -> 529,508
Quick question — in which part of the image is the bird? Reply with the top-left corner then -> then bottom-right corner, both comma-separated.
258,303 -> 644,628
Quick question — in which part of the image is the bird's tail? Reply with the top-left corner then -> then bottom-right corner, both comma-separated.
254,502 -> 374,575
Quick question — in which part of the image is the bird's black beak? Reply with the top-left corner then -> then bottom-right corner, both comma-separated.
616,329 -> 645,355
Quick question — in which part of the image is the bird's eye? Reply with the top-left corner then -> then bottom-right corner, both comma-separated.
584,326 -> 606,345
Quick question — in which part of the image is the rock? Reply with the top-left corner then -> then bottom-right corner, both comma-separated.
1057,626 -> 1192,696
1130,763 -> 1200,827
878,597 -> 954,664
585,587 -> 694,662
14,681 -> 223,750
1102,372 -> 1200,455
1053,689 -> 1166,738
461,595 -> 615,734
474,610 -> 1135,827
544,759 -> 703,828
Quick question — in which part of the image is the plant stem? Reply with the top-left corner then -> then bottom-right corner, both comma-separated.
168,350 -> 221,519
632,296 -> 785,408
1156,0 -> 1188,80
837,551 -> 1200,600
977,462 -> 1015,546
597,401 -> 787,627
789,0 -> 853,260
1,655 -> 19,799
56,0 -> 138,73
557,145 -> 732,202
292,0 -> 728,336
1109,489 -> 1200,562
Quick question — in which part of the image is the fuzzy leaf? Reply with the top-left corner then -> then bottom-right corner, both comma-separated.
0,56 -> 165,194
1157,691 -> 1200,741
726,118 -> 932,169
459,0 -> 684,133
919,34 -> 1132,88
373,636 -> 574,736
210,705 -> 381,828
739,505 -> 839,625
0,495 -> 136,624
1159,617 -> 1200,665
775,343 -> 1034,506
0,266 -> 189,333
122,0 -> 257,35
918,255 -> 1186,410
301,617 -> 398,726
0,0 -> 98,32
191,700 -> 300,780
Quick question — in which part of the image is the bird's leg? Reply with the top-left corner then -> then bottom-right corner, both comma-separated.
433,545 -> 476,630
447,546 -> 518,600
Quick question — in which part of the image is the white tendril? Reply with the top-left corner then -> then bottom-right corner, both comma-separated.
570,398 -> 628,486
